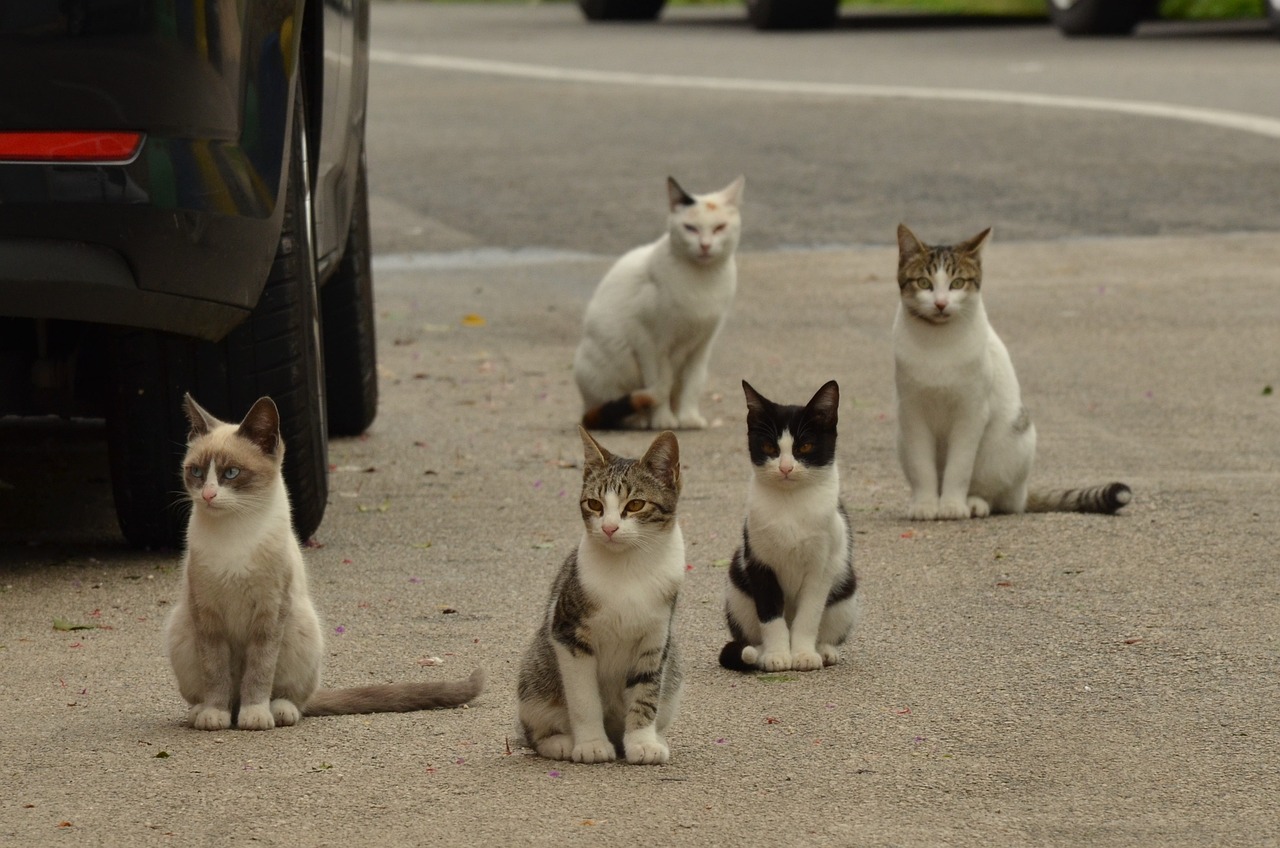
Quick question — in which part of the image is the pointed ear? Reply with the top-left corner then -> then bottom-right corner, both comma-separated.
237,396 -> 281,456
641,430 -> 681,493
742,380 -> 769,420
718,175 -> 745,207
578,425 -> 612,470
958,227 -> 992,255
183,393 -> 221,442
667,176 -> 696,211
806,380 -> 840,428
897,223 -> 926,263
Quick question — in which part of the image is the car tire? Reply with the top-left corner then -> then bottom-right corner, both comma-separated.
577,0 -> 666,22
1046,0 -> 1151,36
746,0 -> 839,30
106,86 -> 329,549
320,153 -> 378,437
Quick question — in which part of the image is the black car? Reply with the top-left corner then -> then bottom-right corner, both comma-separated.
0,0 -> 376,548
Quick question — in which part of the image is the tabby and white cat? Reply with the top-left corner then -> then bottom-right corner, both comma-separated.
893,224 -> 1131,520
166,394 -> 484,731
518,427 -> 685,764
573,175 -> 744,431
720,381 -> 859,673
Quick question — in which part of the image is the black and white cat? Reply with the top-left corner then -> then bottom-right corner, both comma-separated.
574,175 -> 744,431
893,224 -> 1131,519
166,394 -> 484,730
518,427 -> 685,764
720,381 -> 859,673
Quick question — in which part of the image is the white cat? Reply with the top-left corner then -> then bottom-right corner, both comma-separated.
892,224 -> 1131,520
574,175 -> 744,430
166,394 -> 484,731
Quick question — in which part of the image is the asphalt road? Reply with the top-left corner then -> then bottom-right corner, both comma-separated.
3,4 -> 1279,847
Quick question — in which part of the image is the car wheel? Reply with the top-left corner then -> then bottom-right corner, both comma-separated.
321,153 -> 378,436
1268,0 -> 1280,37
106,86 -> 329,549
1046,0 -> 1150,36
746,0 -> 839,30
577,0 -> 665,22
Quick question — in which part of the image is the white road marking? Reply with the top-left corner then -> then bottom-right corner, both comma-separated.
370,49 -> 1280,141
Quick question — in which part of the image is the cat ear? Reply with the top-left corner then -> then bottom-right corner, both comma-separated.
237,396 -> 281,456
958,227 -> 992,255
805,380 -> 840,428
578,425 -> 613,469
183,393 -> 221,442
897,223 -> 927,262
642,431 -> 681,493
741,380 -> 770,419
718,175 -> 745,207
667,177 -> 696,211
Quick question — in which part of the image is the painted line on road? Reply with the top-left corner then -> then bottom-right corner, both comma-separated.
370,49 -> 1280,141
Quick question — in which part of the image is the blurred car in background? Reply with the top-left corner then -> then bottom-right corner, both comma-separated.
577,0 -> 1280,35
0,0 -> 377,548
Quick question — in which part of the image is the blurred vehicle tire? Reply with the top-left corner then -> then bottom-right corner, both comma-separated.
577,0 -> 666,21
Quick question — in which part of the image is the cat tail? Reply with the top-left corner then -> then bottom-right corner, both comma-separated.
581,391 -> 656,430
718,641 -> 757,673
1026,482 -> 1132,515
303,668 -> 486,716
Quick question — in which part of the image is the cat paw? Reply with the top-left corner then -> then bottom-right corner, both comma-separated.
819,645 -> 841,667
676,412 -> 708,430
936,498 -> 971,520
624,739 -> 670,765
271,698 -> 301,727
758,650 -> 792,672
236,703 -> 275,731
967,496 -> 991,518
792,650 -> 825,672
190,705 -> 232,731
535,734 -> 575,761
740,645 -> 760,666
648,409 -> 680,431
906,501 -> 939,521
572,738 -> 617,764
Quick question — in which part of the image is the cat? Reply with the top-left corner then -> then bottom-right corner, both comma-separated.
517,427 -> 685,765
719,380 -> 859,673
573,175 -> 744,431
165,393 -> 485,731
892,223 -> 1132,520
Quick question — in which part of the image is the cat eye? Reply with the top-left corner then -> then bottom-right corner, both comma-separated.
683,224 -> 699,234
950,278 -> 969,290
623,499 -> 646,514
189,466 -> 204,479
797,443 -> 815,455
761,443 -> 779,457
713,224 -> 726,234
222,468 -> 240,480
915,279 -> 932,291
583,498 -> 603,514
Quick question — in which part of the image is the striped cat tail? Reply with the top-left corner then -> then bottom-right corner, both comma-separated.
581,391 -> 655,430
718,640 -> 757,673
1026,482 -> 1132,515
303,668 -> 485,716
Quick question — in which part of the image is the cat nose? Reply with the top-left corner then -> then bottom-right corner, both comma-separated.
934,300 -> 948,312
202,486 -> 217,503
779,460 -> 794,477
602,523 -> 619,539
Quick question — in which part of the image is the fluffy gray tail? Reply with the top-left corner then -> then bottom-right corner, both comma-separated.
1027,482 -> 1132,515
581,391 -> 655,430
303,668 -> 485,716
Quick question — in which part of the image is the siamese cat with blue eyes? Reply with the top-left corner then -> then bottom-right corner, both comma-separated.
574,175 -> 744,431
893,224 -> 1131,520
165,394 -> 484,730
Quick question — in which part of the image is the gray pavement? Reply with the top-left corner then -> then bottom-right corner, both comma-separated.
3,232 -> 1278,846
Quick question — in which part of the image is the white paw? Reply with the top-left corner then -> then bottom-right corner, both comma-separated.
676,412 -> 707,430
791,650 -> 824,672
236,703 -> 275,731
759,650 -> 792,672
624,739 -> 670,765
967,496 -> 991,518
906,500 -> 939,521
740,645 -> 760,666
936,498 -> 971,520
649,409 -> 679,431
190,705 -> 232,731
535,734 -> 575,761
572,738 -> 617,764
819,645 -> 841,667
271,699 -> 301,727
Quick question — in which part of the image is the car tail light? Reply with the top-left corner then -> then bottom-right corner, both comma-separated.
0,131 -> 144,163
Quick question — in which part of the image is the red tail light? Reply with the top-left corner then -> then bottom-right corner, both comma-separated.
0,131 -> 144,163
